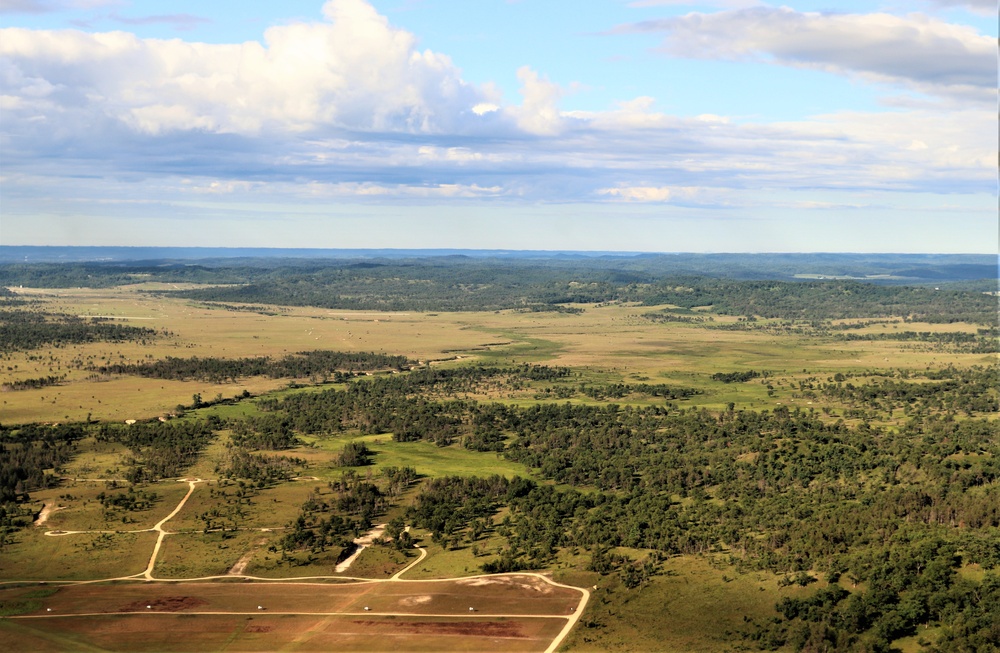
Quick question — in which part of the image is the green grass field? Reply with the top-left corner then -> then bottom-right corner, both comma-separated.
0,529 -> 157,582
30,481 -> 192,533
558,555 -> 818,652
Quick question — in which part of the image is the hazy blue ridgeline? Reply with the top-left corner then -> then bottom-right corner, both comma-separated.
0,247 -> 995,284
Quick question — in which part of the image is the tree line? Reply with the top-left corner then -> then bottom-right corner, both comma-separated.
93,350 -> 413,383
0,310 -> 162,352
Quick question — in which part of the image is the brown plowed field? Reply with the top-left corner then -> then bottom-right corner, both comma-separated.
2,613 -> 566,652
0,576 -> 579,652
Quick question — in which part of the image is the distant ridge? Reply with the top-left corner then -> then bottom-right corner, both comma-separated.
0,246 -> 994,263
0,247 -> 995,286
0,246 -> 647,263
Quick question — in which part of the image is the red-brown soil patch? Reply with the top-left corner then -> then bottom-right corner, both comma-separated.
352,619 -> 526,638
119,596 -> 208,612
245,624 -> 273,633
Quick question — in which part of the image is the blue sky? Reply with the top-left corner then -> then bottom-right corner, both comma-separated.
1,0 -> 996,252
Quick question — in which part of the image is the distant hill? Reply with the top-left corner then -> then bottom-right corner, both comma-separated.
1,247 -> 995,286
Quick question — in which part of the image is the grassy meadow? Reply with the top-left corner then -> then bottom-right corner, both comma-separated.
3,284 -> 991,424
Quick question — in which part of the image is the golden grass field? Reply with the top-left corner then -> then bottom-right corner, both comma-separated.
3,284 -> 992,424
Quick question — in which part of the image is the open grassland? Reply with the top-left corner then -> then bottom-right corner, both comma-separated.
0,529 -> 157,582
334,543 -> 414,579
306,434 -> 536,480
56,438 -> 130,479
30,481 -> 192,533
401,530 -> 517,581
153,530 -> 283,579
558,555 -> 819,652
3,286 -> 993,424
164,479 -> 319,532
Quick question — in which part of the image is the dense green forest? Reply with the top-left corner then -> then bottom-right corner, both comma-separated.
169,269 -> 995,323
92,350 -> 413,383
0,309 -> 163,352
1,256 -> 995,322
1,250 -> 994,285
242,367 -> 998,651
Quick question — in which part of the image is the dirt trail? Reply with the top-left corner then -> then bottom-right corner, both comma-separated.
228,538 -> 267,575
142,478 -> 202,580
334,524 -> 386,573
34,503 -> 64,526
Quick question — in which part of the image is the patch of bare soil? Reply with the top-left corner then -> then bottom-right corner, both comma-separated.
34,503 -> 65,526
119,596 -> 209,612
245,624 -> 273,633
398,595 -> 432,606
352,620 -> 526,638
458,575 -> 553,594
335,523 -> 386,572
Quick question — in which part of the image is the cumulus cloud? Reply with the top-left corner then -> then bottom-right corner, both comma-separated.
0,0 -> 994,221
509,66 -> 564,135
615,7 -> 997,103
0,0 -> 488,136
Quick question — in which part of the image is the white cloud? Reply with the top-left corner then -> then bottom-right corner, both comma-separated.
599,185 -> 673,201
570,96 -> 676,130
0,0 -> 489,135
616,7 -> 997,103
508,66 -> 564,135
472,102 -> 499,115
274,180 -> 506,199
598,184 -> 734,205
0,0 -> 994,232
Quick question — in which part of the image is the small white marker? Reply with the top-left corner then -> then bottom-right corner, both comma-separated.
364,606 -> 370,611
469,607 -> 475,612
146,605 -> 152,609
47,608 -> 52,612
257,605 -> 263,610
